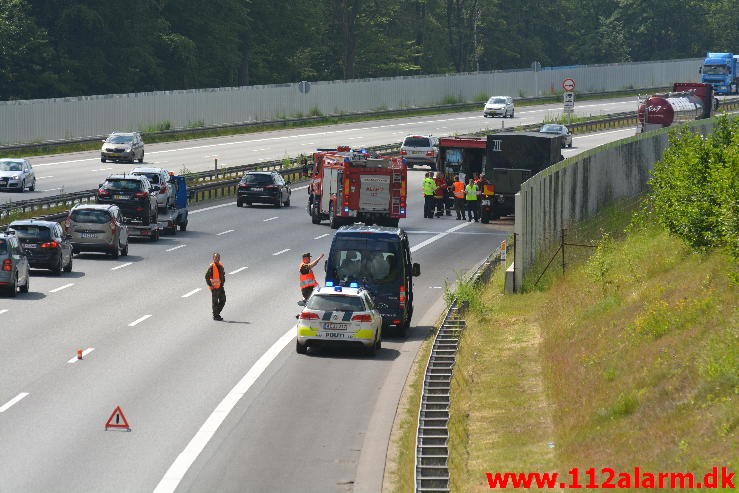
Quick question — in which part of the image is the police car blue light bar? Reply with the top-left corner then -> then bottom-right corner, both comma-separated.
334,286 -> 343,292
349,282 -> 359,288
325,281 -> 334,287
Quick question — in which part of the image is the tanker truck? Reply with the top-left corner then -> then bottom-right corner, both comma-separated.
637,82 -> 717,133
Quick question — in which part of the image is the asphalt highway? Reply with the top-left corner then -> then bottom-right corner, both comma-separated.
0,106 -> 638,492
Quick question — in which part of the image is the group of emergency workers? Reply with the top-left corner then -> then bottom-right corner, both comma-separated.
422,171 -> 488,222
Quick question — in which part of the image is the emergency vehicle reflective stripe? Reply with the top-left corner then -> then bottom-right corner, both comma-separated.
465,184 -> 479,200
299,262 -> 318,288
209,262 -> 222,290
453,181 -> 465,198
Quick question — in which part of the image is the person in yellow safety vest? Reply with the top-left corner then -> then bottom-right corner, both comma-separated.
422,172 -> 437,219
205,252 -> 226,321
465,178 -> 480,222
299,251 -> 324,303
452,175 -> 466,220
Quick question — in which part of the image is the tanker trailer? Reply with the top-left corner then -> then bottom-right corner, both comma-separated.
637,83 -> 715,133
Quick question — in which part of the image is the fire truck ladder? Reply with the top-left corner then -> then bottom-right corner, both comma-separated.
414,302 -> 465,492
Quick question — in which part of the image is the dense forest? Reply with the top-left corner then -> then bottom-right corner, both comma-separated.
1,0 -> 736,100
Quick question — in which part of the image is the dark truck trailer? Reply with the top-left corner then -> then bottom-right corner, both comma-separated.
483,132 -> 563,219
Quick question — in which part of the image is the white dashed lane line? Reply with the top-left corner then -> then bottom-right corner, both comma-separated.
165,245 -> 186,252
272,249 -> 290,256
128,314 -> 152,327
67,348 -> 95,364
229,267 -> 248,275
49,283 -> 74,293
0,393 -> 29,413
263,217 -> 278,222
216,230 -> 234,236
0,309 -> 8,315
111,262 -> 133,270
314,234 -> 329,240
181,288 -> 201,298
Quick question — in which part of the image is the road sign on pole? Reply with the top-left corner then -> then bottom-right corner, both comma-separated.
563,91 -> 575,113
562,78 -> 576,92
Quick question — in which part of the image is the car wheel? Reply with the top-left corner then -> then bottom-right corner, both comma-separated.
19,273 -> 29,294
51,256 -> 63,275
509,109 -> 514,118
275,197 -> 282,208
63,254 -> 73,272
138,152 -> 144,163
568,141 -> 573,148
311,203 -> 321,224
19,180 -> 25,193
179,221 -> 187,232
8,273 -> 18,297
245,201 -> 252,207
237,199 -> 243,207
120,242 -> 128,256
284,194 -> 290,207
111,245 -> 119,259
329,203 -> 340,229
29,179 -> 35,191
366,340 -> 377,357
296,341 -> 307,355
101,157 -> 107,163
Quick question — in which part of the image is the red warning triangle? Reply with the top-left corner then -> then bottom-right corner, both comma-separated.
105,405 -> 131,431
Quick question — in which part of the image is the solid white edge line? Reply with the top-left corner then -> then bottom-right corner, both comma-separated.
228,267 -> 248,275
272,248 -> 290,256
128,314 -> 152,327
165,245 -> 187,252
153,326 -> 295,493
111,262 -> 133,270
49,283 -> 74,293
67,348 -> 95,364
216,230 -> 234,236
0,392 -> 29,413
181,288 -> 201,298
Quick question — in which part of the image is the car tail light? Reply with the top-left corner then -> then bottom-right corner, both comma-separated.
41,241 -> 59,249
98,189 -> 109,198
299,312 -> 320,320
399,150 -> 407,155
2,259 -> 11,271
399,285 -> 406,308
135,191 -> 149,198
426,151 -> 435,157
351,314 -> 372,322
238,183 -> 249,189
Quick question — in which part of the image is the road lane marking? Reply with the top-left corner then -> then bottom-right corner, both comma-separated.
67,348 -> 95,364
273,248 -> 290,256
314,233 -> 329,239
0,393 -> 29,413
181,288 -> 201,298
190,203 -> 234,214
36,175 -> 54,179
128,314 -> 152,327
165,244 -> 187,252
49,283 -> 74,293
229,267 -> 248,275
216,229 -> 234,236
410,222 -> 469,253
153,327 -> 295,493
111,262 -> 133,270
263,217 -> 278,222
41,188 -> 63,192
0,309 -> 7,315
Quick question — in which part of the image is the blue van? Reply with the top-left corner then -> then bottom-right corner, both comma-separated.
325,225 -> 420,336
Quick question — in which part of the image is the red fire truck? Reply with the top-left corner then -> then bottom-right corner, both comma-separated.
307,147 -> 407,228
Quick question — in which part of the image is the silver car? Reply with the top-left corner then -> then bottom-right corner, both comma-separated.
483,96 -> 514,118
131,167 -> 175,209
0,231 -> 30,296
0,158 -> 36,192
65,204 -> 129,258
101,132 -> 145,163
400,135 -> 439,169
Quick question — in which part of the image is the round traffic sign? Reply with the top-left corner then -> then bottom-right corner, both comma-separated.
562,78 -> 576,91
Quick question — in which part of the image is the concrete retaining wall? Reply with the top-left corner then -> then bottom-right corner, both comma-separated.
512,119 -> 717,291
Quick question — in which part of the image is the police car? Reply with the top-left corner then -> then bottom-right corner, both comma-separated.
296,282 -> 383,356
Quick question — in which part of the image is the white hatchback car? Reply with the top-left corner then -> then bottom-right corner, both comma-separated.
296,283 -> 383,356
0,158 -> 36,192
483,96 -> 514,118
131,167 -> 175,209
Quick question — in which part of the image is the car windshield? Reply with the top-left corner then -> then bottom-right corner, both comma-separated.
540,124 -> 562,133
103,179 -> 142,190
0,161 -> 23,171
403,137 -> 431,147
134,172 -> 159,184
328,238 -> 401,285
702,65 -> 729,75
490,98 -> 507,104
106,135 -> 133,144
0,239 -> 7,254
70,209 -> 111,224
242,174 -> 273,185
307,294 -> 366,312
10,225 -> 52,241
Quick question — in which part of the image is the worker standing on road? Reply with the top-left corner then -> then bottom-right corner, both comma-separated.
205,252 -> 226,321
452,175 -> 466,220
299,252 -> 324,304
465,178 -> 480,222
422,172 -> 436,219
433,171 -> 447,217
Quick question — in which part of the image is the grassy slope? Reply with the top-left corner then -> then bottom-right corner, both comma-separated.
447,205 -> 737,491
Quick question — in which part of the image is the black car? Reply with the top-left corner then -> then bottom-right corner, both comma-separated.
96,174 -> 158,225
236,171 -> 291,208
8,220 -> 73,275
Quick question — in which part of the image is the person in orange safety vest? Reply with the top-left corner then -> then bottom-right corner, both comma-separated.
452,175 -> 466,220
299,251 -> 324,303
205,252 -> 226,321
